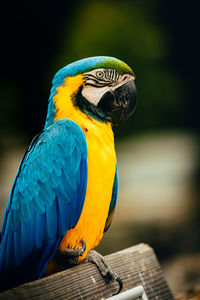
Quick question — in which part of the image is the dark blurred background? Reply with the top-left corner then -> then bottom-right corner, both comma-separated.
0,0 -> 199,295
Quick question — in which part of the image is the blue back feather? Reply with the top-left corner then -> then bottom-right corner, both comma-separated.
0,119 -> 87,291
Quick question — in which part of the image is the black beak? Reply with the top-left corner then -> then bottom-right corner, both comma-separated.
97,80 -> 137,125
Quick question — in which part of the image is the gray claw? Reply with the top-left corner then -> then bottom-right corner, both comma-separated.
113,276 -> 123,295
62,240 -> 86,257
56,240 -> 86,269
87,250 -> 123,295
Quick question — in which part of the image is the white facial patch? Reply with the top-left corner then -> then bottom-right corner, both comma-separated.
82,85 -> 110,106
82,68 -> 135,106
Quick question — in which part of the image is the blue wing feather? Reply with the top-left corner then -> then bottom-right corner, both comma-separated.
104,165 -> 118,232
0,119 -> 87,291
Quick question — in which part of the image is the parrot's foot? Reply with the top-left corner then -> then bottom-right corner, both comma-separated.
86,250 -> 123,295
56,240 -> 86,269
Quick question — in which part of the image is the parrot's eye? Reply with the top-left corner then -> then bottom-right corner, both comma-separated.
96,71 -> 104,78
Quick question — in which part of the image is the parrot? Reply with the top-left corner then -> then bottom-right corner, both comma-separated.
0,56 -> 137,292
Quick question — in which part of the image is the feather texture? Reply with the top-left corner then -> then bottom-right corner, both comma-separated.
104,166 -> 118,232
0,119 -> 87,291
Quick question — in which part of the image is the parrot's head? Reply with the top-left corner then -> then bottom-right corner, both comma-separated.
45,56 -> 137,128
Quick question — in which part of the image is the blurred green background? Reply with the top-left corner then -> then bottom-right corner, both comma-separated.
0,0 -> 199,295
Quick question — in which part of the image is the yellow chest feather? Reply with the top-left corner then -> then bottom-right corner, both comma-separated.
53,75 -> 117,260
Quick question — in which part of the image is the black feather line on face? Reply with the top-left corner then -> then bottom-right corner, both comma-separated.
85,75 -> 111,84
85,82 -> 114,88
85,77 -> 104,85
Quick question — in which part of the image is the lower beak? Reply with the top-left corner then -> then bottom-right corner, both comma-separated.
97,80 -> 137,125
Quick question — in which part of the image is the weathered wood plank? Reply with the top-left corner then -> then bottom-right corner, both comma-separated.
0,244 -> 174,300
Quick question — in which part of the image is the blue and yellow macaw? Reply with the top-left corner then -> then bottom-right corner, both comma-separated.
0,56 -> 137,292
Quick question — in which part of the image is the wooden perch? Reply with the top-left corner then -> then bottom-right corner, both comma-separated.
0,244 -> 174,300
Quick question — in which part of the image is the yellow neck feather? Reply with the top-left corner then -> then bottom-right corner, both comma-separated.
54,74 -> 84,123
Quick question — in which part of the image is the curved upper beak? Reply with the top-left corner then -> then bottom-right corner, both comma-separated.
97,79 -> 137,125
